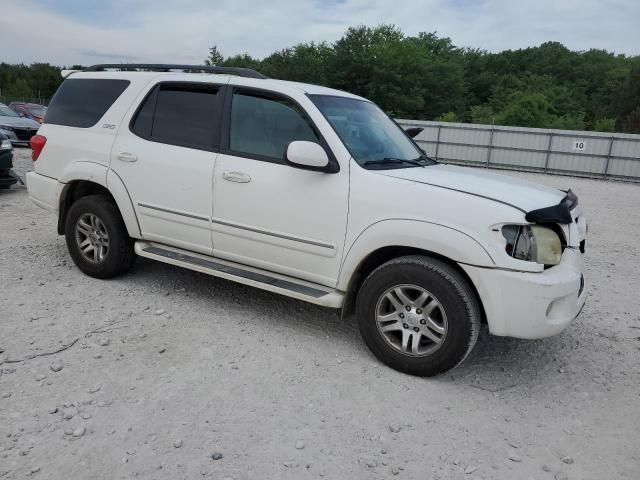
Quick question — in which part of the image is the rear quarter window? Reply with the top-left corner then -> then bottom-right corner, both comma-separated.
45,78 -> 130,128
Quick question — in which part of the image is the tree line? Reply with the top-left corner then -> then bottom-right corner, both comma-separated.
2,25 -> 639,132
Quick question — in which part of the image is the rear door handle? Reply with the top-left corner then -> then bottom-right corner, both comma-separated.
222,171 -> 251,183
117,152 -> 138,162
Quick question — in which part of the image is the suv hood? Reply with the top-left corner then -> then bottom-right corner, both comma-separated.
0,116 -> 41,129
378,164 -> 565,213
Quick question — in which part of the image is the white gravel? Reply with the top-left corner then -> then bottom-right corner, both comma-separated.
1,149 -> 639,479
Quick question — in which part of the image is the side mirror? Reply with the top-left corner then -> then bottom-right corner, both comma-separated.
285,141 -> 331,172
405,127 -> 423,138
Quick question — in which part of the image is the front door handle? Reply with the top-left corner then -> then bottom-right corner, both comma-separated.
222,171 -> 251,183
117,152 -> 138,162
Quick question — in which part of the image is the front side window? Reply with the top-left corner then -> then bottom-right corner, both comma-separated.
229,91 -> 319,161
131,84 -> 220,150
311,95 -> 426,169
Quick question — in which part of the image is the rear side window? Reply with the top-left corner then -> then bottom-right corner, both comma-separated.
131,83 -> 220,150
45,79 -> 130,128
229,91 -> 319,161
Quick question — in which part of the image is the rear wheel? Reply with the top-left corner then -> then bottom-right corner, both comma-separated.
356,255 -> 481,376
64,194 -> 136,278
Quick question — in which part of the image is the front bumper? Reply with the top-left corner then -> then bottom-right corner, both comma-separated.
462,248 -> 587,339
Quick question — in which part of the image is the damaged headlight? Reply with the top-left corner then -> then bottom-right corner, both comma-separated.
502,225 -> 562,266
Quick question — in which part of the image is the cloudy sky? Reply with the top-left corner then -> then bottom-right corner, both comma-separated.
1,0 -> 638,66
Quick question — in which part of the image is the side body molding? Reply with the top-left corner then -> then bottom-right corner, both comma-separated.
337,219 -> 496,291
58,161 -> 141,238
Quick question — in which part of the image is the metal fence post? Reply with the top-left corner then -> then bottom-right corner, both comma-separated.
544,133 -> 554,173
603,136 -> 614,178
434,125 -> 442,161
485,125 -> 494,168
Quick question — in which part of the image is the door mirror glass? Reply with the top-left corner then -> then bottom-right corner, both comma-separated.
285,141 -> 329,170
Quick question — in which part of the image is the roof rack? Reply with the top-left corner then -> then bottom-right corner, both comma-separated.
83,64 -> 267,79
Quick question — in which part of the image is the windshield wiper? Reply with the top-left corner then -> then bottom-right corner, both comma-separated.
363,157 -> 427,168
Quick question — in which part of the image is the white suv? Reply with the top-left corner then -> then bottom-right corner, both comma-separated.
26,64 -> 588,376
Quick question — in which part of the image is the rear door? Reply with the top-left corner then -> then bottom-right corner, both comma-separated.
110,81 -> 224,255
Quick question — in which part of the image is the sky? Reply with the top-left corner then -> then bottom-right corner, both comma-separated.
1,0 -> 639,66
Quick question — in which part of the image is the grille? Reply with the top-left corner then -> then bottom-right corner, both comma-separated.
13,128 -> 38,141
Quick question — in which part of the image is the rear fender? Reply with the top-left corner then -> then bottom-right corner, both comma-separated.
58,161 -> 141,238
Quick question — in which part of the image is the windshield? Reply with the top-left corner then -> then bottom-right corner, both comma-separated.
0,104 -> 19,117
310,95 -> 424,168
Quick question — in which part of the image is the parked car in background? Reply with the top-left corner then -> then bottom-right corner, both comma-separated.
0,103 -> 40,146
9,102 -> 48,123
0,132 -> 17,189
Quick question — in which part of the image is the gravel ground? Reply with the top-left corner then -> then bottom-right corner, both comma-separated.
1,149 -> 639,479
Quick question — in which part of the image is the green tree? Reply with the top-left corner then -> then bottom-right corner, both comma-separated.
494,92 -> 553,128
327,25 -> 427,117
261,42 -> 332,84
222,53 -> 261,71
623,106 -> 640,133
469,105 -> 495,124
204,46 -> 224,66
593,117 -> 616,132
435,112 -> 458,122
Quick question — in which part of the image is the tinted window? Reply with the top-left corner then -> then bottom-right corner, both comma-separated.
131,84 -> 219,150
229,92 -> 319,160
45,79 -> 130,128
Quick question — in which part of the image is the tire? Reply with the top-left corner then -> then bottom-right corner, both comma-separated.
64,194 -> 136,279
356,255 -> 481,377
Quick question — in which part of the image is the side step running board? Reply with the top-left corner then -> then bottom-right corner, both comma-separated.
134,242 -> 344,308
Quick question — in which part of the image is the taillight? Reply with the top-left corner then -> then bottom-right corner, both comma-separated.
30,134 -> 47,161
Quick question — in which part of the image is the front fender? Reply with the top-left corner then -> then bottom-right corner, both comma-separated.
337,219 -> 495,291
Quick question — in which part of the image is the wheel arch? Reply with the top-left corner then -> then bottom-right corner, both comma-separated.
340,245 -> 486,322
338,219 -> 493,320
57,165 -> 140,238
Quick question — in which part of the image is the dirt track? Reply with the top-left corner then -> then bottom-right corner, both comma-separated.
1,149 -> 639,479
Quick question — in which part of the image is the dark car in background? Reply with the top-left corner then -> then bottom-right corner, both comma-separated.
9,102 -> 48,123
0,132 -> 17,189
0,103 -> 40,146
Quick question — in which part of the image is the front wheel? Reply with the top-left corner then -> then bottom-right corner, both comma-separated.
356,255 -> 481,376
64,194 -> 136,279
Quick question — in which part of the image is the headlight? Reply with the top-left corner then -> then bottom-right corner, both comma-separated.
0,139 -> 12,150
502,225 -> 563,266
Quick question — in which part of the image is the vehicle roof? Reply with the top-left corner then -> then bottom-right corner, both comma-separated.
67,71 -> 367,101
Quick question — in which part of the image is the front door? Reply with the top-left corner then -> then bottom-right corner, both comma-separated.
211,88 -> 349,287
110,81 -> 224,255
